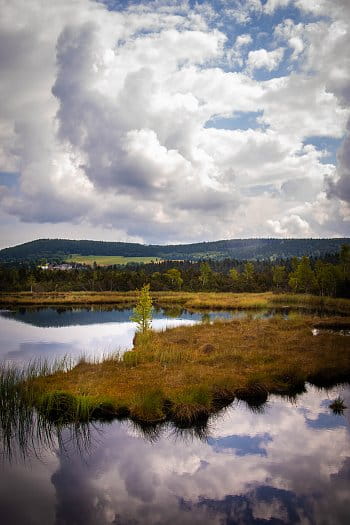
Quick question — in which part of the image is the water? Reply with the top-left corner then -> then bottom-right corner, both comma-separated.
0,385 -> 349,524
0,307 -> 349,524
0,306 -> 295,364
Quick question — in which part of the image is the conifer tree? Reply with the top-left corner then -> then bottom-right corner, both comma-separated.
131,283 -> 153,334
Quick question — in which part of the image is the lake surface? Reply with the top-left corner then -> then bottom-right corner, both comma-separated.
0,307 -> 349,524
1,384 -> 349,525
0,305 -> 298,364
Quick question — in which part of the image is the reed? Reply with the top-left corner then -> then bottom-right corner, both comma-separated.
17,314 -> 349,425
0,357 -> 96,461
329,397 -> 347,414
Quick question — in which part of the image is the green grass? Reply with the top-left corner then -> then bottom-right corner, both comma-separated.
0,360 -> 98,460
66,254 -> 163,266
0,357 -> 76,459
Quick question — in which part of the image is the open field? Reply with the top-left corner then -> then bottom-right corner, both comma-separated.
6,315 -> 349,426
65,254 -> 163,266
1,291 -> 350,314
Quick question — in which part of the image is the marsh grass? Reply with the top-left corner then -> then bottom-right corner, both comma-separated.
37,391 -> 91,424
271,294 -> 350,314
1,297 -> 350,427
1,291 -> 349,314
329,397 -> 347,414
18,314 -> 349,425
130,387 -> 166,423
0,358 -> 97,461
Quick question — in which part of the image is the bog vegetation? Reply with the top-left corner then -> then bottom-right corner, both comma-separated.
2,315 -> 349,426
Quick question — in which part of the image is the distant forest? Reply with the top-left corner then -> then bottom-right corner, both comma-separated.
0,237 -> 349,263
1,245 -> 349,297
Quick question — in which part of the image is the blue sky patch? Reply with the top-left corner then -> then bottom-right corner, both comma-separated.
306,412 -> 346,430
205,110 -> 265,130
208,432 -> 272,456
303,136 -> 342,165
0,171 -> 20,188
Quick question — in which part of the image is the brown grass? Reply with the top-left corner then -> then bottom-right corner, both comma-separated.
27,315 -> 350,424
1,291 -> 350,313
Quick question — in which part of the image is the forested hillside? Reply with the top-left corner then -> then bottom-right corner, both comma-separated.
0,237 -> 349,263
156,238 -> 350,260
1,247 -> 349,297
0,239 -> 154,262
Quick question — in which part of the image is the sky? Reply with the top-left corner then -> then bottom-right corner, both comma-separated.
0,0 -> 349,249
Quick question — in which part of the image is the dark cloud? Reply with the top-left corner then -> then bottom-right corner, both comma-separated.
328,132 -> 350,203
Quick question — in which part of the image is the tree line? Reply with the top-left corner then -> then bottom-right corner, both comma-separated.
0,245 -> 349,297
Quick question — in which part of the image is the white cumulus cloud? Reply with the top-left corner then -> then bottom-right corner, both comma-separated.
247,47 -> 285,72
0,0 -> 349,246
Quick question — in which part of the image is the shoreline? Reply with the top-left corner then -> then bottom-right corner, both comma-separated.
1,291 -> 350,314
13,315 -> 350,426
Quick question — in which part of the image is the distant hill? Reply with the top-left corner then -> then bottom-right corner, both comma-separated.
0,237 -> 349,264
0,239 -> 154,262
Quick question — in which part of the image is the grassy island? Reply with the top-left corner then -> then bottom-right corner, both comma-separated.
1,292 -> 349,427
16,314 -> 350,426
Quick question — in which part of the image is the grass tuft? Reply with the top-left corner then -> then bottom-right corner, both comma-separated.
130,387 -> 166,423
329,397 -> 347,415
37,391 -> 80,424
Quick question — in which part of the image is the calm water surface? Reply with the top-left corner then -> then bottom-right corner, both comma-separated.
0,306 -> 290,363
0,307 -> 349,524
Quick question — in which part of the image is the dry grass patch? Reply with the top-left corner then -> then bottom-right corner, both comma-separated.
1,291 -> 349,314
25,316 -> 350,424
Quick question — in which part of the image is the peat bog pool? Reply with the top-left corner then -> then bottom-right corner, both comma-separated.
0,306 -> 350,524
0,306 -> 222,363
0,305 -> 347,364
1,383 -> 350,524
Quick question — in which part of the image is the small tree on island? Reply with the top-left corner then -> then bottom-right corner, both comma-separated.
131,283 -> 153,335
